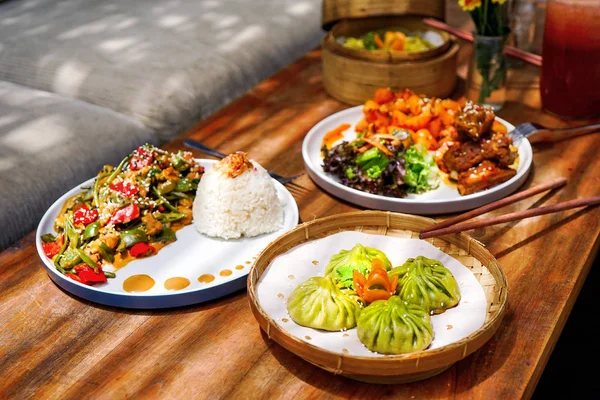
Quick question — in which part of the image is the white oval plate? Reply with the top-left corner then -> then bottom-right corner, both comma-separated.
302,106 -> 533,214
36,159 -> 299,309
256,231 -> 488,357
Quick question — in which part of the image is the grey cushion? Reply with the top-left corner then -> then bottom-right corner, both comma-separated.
0,0 -> 324,141
0,81 -> 156,250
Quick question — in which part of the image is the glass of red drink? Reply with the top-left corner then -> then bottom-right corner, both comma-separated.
540,0 -> 600,119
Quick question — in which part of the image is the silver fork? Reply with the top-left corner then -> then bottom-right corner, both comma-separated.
182,139 -> 305,186
508,122 -> 600,145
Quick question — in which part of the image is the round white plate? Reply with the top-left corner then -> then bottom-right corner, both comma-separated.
256,231 -> 488,357
36,159 -> 299,309
302,106 -> 533,214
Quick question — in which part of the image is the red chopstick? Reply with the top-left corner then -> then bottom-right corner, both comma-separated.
423,18 -> 543,67
421,177 -> 568,234
419,195 -> 600,239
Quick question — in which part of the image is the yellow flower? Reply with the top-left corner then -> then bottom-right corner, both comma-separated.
492,0 -> 507,4
459,0 -> 482,12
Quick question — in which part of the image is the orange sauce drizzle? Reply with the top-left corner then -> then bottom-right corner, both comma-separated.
198,274 -> 215,284
123,274 -> 155,293
322,123 -> 351,150
164,277 -> 190,291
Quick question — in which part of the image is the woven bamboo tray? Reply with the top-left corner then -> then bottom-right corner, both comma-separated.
322,0 -> 446,30
326,16 -> 452,63
247,211 -> 508,384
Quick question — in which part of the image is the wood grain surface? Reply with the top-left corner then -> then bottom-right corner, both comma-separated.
2,5 -> 600,400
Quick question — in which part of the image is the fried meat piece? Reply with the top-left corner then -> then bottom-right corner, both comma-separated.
442,141 -> 484,172
457,160 -> 517,195
482,133 -> 517,167
456,101 -> 495,141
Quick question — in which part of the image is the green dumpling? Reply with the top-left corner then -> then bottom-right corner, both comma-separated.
357,296 -> 433,354
389,256 -> 461,314
287,275 -> 362,331
324,244 -> 392,289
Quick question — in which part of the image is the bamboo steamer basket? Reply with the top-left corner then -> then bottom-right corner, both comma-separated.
247,211 -> 508,384
322,0 -> 446,30
321,0 -> 458,105
323,38 -> 459,105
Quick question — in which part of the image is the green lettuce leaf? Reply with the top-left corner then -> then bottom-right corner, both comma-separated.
356,147 -> 390,179
403,144 -> 440,193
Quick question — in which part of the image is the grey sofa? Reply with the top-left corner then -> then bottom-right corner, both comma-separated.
0,0 -> 324,249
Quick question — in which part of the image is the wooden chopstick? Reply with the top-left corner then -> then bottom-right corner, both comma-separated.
423,18 -> 543,67
419,195 -> 600,239
421,177 -> 568,234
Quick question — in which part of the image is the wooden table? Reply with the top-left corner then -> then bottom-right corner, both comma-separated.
2,26 -> 600,400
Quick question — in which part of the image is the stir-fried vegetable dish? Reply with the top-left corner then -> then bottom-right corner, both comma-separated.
40,144 -> 204,285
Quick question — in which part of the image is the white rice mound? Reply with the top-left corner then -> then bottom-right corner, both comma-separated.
193,160 -> 284,239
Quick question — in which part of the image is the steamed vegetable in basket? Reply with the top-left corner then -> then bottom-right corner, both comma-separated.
285,244 -> 462,354
40,144 -> 204,284
357,296 -> 434,354
343,29 -> 437,53
287,275 -> 362,331
389,256 -> 461,314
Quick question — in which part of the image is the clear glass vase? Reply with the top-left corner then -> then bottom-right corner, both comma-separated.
466,35 -> 508,111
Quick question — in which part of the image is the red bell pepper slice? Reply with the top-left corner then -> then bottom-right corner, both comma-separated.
353,263 -> 398,304
129,242 -> 156,258
108,204 -> 140,226
73,264 -> 107,285
66,273 -> 82,283
42,234 -> 64,259
73,205 -> 99,226
109,181 -> 139,198
130,146 -> 154,171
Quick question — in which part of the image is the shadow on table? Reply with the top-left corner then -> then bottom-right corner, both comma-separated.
259,308 -> 517,396
532,253 -> 600,397
51,282 -> 248,316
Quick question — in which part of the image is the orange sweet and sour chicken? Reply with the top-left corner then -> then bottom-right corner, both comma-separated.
355,88 -> 463,151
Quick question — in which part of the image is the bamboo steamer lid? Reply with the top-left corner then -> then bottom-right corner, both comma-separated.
322,0 -> 446,30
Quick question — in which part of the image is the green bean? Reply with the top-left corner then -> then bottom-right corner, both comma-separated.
175,179 -> 192,192
106,154 -> 132,185
172,151 -> 190,171
167,192 -> 192,200
65,217 -> 79,249
76,249 -> 100,272
53,232 -> 70,270
158,180 -> 176,195
99,242 -> 115,263
103,271 -> 116,279
152,187 -> 179,212
93,171 -> 110,208
155,212 -> 185,223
